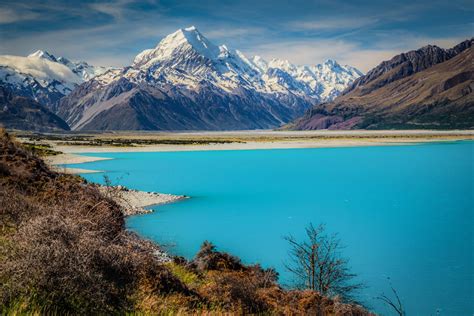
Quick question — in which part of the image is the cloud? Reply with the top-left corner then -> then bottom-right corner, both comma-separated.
2,19 -> 468,72
0,1 -> 185,66
0,23 -> 158,66
204,27 -> 266,40
0,7 -> 39,24
391,35 -> 469,50
0,0 -> 471,72
89,1 -> 128,20
246,34 -> 468,72
0,55 -> 81,83
88,0 -> 152,21
337,49 -> 402,72
250,39 -> 355,63
287,17 -> 379,31
246,39 -> 383,72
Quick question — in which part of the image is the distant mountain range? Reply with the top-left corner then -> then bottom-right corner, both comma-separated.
0,26 -> 361,131
0,28 -> 472,131
290,39 -> 474,130
0,50 -> 111,109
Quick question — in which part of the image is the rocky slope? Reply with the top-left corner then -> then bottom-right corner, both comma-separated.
291,39 -> 474,130
0,86 -> 69,131
58,26 -> 362,131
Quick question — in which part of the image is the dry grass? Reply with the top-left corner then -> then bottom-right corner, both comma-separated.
0,129 -> 188,313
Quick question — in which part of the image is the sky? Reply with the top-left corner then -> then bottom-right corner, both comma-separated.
0,0 -> 472,72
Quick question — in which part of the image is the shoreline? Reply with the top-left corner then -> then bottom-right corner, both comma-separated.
45,153 -> 112,174
36,129 -> 473,175
39,133 -> 472,216
98,185 -> 187,216
45,135 -> 473,173
44,154 -> 188,215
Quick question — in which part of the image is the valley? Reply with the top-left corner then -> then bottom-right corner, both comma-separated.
15,130 -> 474,174
1,1 -> 473,313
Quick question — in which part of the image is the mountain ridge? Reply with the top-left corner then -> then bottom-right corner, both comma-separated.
291,39 -> 474,130
344,39 -> 473,96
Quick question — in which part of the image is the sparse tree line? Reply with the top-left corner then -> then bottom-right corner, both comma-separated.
284,223 -> 405,315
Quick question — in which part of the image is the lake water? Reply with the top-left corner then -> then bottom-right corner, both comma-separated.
68,141 -> 473,315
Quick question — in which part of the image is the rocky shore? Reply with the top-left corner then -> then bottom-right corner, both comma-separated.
98,185 -> 187,216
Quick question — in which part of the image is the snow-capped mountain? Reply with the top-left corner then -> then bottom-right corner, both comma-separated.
108,26 -> 360,102
256,58 -> 363,100
0,50 -> 111,109
58,26 -> 362,131
27,50 -> 111,82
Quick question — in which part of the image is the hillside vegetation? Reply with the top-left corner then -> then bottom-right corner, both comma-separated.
0,129 -> 371,314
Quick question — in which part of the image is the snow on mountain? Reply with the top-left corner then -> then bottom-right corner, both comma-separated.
129,26 -> 263,93
26,50 -> 111,82
133,26 -> 221,67
307,60 -> 364,100
58,26 -> 363,131
27,50 -> 58,62
127,27 -> 362,102
252,57 -> 364,101
0,55 -> 81,86
0,50 -> 112,108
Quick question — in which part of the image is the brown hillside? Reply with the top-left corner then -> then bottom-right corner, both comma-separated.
293,40 -> 474,130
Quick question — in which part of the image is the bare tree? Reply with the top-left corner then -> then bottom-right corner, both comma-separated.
284,223 -> 363,301
376,277 -> 405,316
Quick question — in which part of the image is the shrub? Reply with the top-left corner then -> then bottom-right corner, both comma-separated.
193,241 -> 245,271
0,130 -> 191,314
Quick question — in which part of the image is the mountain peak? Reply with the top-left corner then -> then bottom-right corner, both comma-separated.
183,25 -> 197,32
419,44 -> 439,50
171,26 -> 219,59
133,26 -> 221,67
268,58 -> 294,71
28,50 -> 57,62
323,59 -> 341,68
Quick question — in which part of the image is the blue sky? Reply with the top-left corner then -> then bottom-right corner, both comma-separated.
0,0 -> 472,71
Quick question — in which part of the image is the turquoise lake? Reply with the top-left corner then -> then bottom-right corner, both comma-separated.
68,141 -> 473,315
